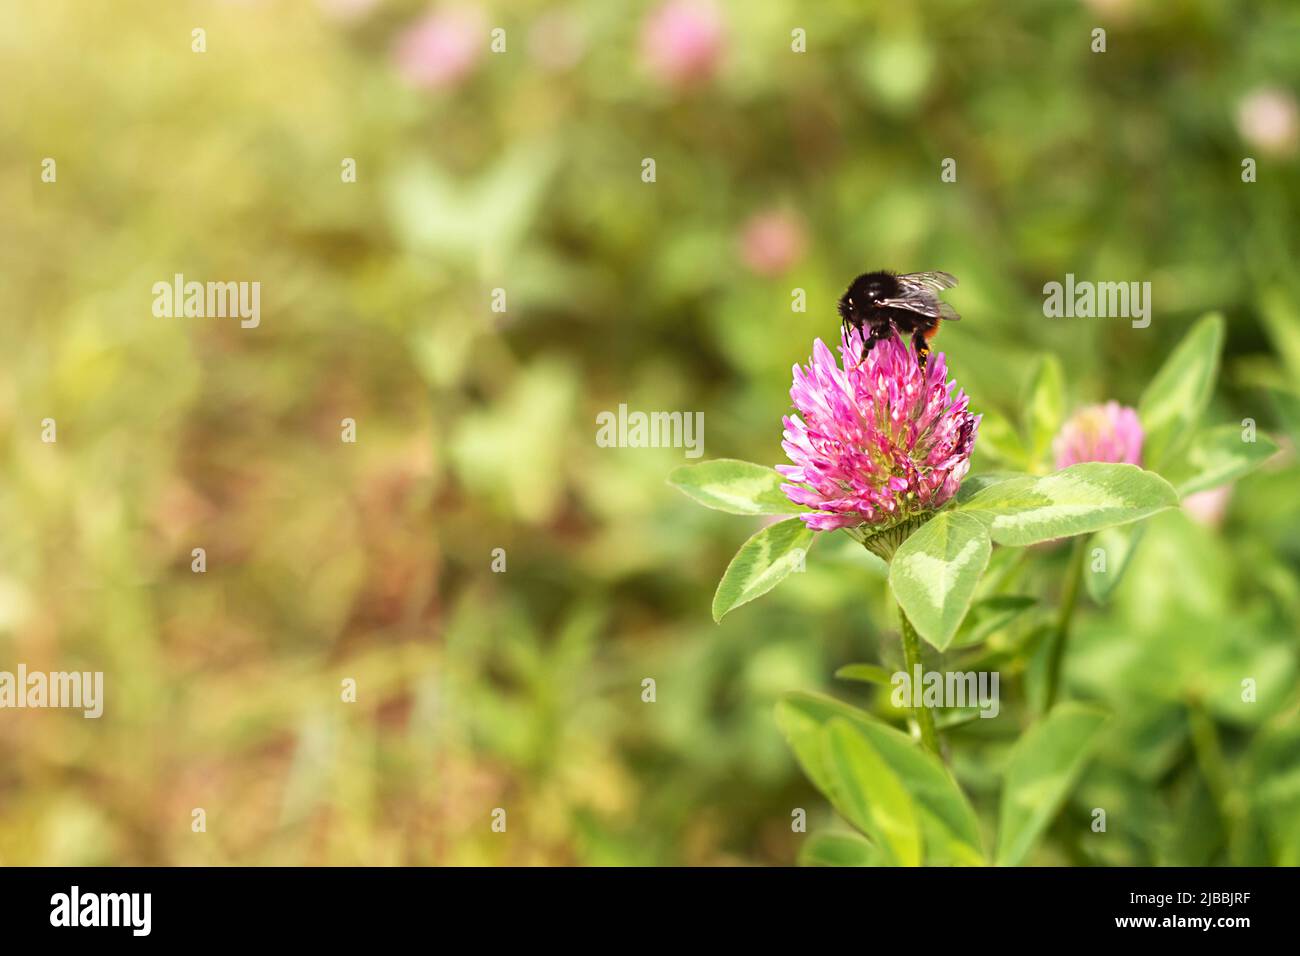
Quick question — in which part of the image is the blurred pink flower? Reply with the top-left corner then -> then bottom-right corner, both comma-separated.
641,0 -> 724,89
1053,401 -> 1143,469
1081,0 -> 1136,18
1182,485 -> 1232,528
319,0 -> 381,21
1236,86 -> 1299,157
738,210 -> 807,276
778,330 -> 979,537
528,10 -> 586,72
394,7 -> 485,91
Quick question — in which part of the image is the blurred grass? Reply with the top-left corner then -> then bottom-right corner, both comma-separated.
0,0 -> 1298,865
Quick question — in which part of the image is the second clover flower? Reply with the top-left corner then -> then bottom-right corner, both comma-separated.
1053,401 -> 1144,469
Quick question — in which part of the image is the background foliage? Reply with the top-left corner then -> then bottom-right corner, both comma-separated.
1,0 -> 1298,865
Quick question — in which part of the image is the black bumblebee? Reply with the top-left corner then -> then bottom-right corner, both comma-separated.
837,270 -> 960,370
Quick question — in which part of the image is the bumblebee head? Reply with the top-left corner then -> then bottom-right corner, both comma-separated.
839,271 -> 895,323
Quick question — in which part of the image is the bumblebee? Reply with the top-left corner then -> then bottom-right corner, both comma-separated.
837,270 -> 960,370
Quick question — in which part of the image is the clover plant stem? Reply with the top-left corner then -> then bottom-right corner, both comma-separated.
898,605 -> 942,757
1044,535 -> 1087,710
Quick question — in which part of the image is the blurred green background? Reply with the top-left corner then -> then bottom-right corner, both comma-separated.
1,0 -> 1298,865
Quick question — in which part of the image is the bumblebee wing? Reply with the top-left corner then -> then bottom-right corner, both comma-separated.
876,295 -> 949,320
886,272 -> 961,320
897,271 -> 958,294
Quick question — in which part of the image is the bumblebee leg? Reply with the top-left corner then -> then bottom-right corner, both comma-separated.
912,331 -> 930,372
857,325 -> 888,366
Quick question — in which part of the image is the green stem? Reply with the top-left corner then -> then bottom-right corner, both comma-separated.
1187,701 -> 1231,812
1188,699 -> 1246,862
1044,536 -> 1087,710
898,606 -> 941,757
